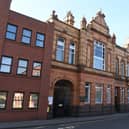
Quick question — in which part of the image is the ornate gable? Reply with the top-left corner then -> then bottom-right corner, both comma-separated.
93,11 -> 108,28
88,11 -> 110,36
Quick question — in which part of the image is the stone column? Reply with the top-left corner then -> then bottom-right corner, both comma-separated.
78,29 -> 87,68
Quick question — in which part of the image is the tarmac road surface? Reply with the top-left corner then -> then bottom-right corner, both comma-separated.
17,115 -> 129,129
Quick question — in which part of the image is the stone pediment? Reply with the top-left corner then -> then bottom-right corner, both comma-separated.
88,11 -> 110,36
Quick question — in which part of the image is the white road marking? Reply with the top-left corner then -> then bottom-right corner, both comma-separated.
66,126 -> 75,129
58,126 -> 75,129
34,126 -> 47,129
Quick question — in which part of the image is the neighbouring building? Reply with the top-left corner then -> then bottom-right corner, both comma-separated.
47,10 -> 129,117
0,0 -> 129,122
0,0 -> 54,121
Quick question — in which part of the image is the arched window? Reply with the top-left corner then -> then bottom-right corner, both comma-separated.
68,43 -> 75,64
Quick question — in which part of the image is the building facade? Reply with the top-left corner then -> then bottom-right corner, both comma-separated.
0,0 -> 54,121
48,10 -> 129,117
0,0 -> 129,122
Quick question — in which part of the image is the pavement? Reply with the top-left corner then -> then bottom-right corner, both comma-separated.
0,113 -> 129,129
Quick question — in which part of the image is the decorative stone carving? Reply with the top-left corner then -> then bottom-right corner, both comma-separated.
112,33 -> 116,44
65,11 -> 75,26
80,17 -> 87,30
51,10 -> 58,20
89,10 -> 109,35
96,10 -> 105,18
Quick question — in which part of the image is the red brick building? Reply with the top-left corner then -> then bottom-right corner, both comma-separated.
48,11 -> 129,117
0,0 -> 129,122
0,0 -> 54,121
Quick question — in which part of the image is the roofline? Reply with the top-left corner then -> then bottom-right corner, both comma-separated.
116,44 -> 126,51
9,10 -> 49,24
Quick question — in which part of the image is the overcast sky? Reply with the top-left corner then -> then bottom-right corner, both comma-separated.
11,0 -> 129,46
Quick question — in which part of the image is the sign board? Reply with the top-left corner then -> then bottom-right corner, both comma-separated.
48,96 -> 53,105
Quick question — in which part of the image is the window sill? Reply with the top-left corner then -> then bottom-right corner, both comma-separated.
5,38 -> 16,41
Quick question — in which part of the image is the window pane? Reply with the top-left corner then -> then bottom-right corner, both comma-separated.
13,93 -> 23,109
56,38 -> 65,62
93,41 -> 105,70
95,85 -> 103,104
69,43 -> 75,64
6,32 -> 16,40
0,92 -> 7,109
0,65 -> 10,73
17,59 -> 28,75
33,62 -> 41,69
58,38 -> 64,43
19,60 -> 27,67
6,24 -> 17,40
95,45 -> 103,58
36,33 -> 45,47
0,56 -> 12,73
93,58 -> 103,70
22,37 -> 31,44
127,64 -> 129,77
121,63 -> 124,76
121,88 -> 125,104
37,33 -> 44,40
106,85 -> 111,104
21,29 -> 31,44
17,68 -> 27,75
7,24 -> 17,32
29,93 -> 38,108
2,57 -> 12,65
85,88 -> 89,102
36,40 -> 44,47
56,49 -> 64,61
32,70 -> 41,76
23,29 -> 31,37
69,52 -> 75,64
85,83 -> 90,103
32,62 -> 41,77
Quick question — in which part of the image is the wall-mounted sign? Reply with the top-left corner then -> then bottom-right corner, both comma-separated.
48,96 -> 53,105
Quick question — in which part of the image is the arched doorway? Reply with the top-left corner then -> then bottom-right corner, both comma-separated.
53,80 -> 73,117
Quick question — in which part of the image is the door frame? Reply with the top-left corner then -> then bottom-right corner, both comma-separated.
53,80 -> 73,118
114,87 -> 120,112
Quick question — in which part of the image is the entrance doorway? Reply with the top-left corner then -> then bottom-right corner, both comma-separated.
115,87 -> 120,112
53,80 -> 72,117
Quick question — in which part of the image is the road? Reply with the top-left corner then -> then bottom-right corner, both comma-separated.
18,116 -> 129,129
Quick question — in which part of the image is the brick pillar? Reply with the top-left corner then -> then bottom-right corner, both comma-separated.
91,82 -> 95,105
0,0 -> 12,56
79,81 -> 85,105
